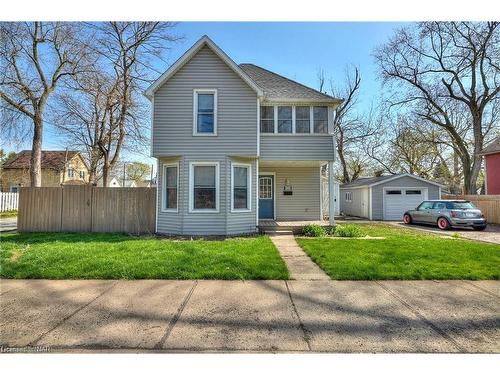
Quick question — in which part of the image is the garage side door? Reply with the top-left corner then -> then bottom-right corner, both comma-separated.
384,188 -> 427,220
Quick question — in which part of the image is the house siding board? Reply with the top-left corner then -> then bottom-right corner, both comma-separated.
339,187 -> 369,218
260,135 -> 334,161
260,166 -> 320,220
371,176 -> 440,220
152,46 -> 258,158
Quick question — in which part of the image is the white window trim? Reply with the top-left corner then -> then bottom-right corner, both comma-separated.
162,162 -> 179,213
231,162 -> 252,213
67,168 -> 74,178
189,161 -> 220,213
193,89 -> 218,136
259,105 -> 333,135
346,191 -> 352,202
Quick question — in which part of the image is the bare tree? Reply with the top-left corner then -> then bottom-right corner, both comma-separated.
0,22 -> 89,186
328,67 -> 376,183
54,22 -> 178,186
374,22 -> 500,193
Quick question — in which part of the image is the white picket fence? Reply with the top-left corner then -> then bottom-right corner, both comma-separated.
0,192 -> 18,212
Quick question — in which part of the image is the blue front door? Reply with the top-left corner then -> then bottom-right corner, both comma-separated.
259,175 -> 274,219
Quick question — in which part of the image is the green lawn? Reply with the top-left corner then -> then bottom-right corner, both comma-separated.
0,232 -> 288,280
296,224 -> 500,280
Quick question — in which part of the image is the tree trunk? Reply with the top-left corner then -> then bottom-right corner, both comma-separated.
102,158 -> 109,187
30,114 -> 43,187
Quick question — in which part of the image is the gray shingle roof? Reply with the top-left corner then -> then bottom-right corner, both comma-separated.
239,64 -> 341,103
340,174 -> 403,188
480,136 -> 500,155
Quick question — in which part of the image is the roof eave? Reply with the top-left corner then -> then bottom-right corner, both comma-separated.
261,97 -> 343,106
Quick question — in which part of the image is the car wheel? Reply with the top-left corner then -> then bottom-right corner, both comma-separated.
473,226 -> 487,231
437,217 -> 450,230
403,213 -> 412,224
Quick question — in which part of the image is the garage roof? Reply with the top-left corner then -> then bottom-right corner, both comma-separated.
340,173 -> 444,189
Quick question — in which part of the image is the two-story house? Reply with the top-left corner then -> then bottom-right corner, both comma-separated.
146,36 -> 341,235
1,150 -> 89,192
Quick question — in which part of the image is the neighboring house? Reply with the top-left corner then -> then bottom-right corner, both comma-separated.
136,179 -> 156,188
1,150 -> 89,192
96,177 -> 121,187
480,136 -> 500,194
339,173 -> 443,220
122,179 -> 137,188
145,35 -> 341,235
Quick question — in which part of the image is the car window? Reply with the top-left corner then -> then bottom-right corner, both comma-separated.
434,202 -> 447,210
451,201 -> 476,209
418,201 -> 434,210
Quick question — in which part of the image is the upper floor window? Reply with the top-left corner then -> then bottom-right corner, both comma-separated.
313,106 -> 328,133
79,170 -> 85,179
189,162 -> 219,212
193,89 -> 217,135
345,192 -> 352,202
295,106 -> 311,133
260,106 -> 274,133
278,106 -> 292,133
67,168 -> 74,178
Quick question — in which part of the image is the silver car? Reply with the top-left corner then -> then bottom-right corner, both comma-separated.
403,200 -> 487,231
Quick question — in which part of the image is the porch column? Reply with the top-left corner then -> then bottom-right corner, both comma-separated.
328,161 -> 335,225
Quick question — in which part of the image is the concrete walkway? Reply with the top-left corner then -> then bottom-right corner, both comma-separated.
1,279 -> 498,353
269,232 -> 329,280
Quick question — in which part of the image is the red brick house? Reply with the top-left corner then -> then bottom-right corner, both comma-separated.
481,136 -> 500,194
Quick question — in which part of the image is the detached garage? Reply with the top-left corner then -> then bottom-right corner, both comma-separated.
339,174 -> 443,220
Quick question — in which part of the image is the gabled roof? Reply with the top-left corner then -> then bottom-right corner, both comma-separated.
3,150 -> 81,170
144,35 -> 342,105
340,173 -> 444,189
239,64 -> 341,104
480,136 -> 500,155
144,35 -> 263,99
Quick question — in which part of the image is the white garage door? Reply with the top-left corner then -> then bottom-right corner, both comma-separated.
383,188 -> 427,220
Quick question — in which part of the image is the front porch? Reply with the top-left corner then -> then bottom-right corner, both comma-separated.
257,160 -> 337,227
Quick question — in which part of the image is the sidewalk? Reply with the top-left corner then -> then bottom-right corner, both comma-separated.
1,279 -> 498,353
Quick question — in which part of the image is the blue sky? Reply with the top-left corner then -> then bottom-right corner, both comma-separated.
12,22 -> 407,168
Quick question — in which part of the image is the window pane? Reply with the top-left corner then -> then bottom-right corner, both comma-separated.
296,106 -> 310,119
278,106 -> 292,133
296,120 -> 310,133
166,188 -> 177,209
405,190 -> 421,195
260,106 -> 274,133
197,114 -> 214,133
198,94 -> 214,112
260,106 -> 274,119
386,190 -> 402,195
313,106 -> 328,133
166,166 -> 177,187
234,167 -> 248,187
194,166 -> 215,187
260,120 -> 274,133
234,188 -> 248,209
194,188 -> 216,209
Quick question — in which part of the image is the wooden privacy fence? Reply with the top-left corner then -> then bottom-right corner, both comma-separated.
441,194 -> 500,224
18,186 -> 156,233
0,192 -> 18,212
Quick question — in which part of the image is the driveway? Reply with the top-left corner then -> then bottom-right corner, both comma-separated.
1,279 -> 498,353
0,217 -> 17,232
391,222 -> 500,244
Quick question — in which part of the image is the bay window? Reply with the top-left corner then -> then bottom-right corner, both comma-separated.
278,106 -> 292,133
194,89 -> 217,135
295,106 -> 311,133
163,163 -> 178,211
231,163 -> 251,211
189,162 -> 219,212
313,106 -> 328,133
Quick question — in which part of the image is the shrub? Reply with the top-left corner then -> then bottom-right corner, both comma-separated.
302,224 -> 326,237
334,224 -> 363,238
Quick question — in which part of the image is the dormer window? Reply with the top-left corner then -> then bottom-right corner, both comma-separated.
193,89 -> 217,135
